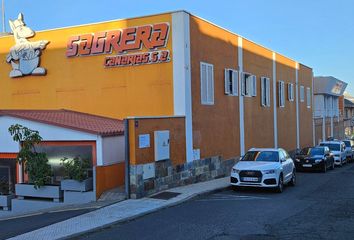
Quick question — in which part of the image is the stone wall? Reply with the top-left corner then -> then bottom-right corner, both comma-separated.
129,156 -> 237,199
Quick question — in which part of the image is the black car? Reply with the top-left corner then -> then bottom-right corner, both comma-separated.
294,147 -> 335,172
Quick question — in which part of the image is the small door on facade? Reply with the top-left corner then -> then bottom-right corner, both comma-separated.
0,158 -> 16,195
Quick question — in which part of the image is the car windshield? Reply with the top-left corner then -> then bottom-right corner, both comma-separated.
343,141 -> 351,148
300,147 -> 310,155
320,143 -> 340,151
309,148 -> 324,156
241,151 -> 279,162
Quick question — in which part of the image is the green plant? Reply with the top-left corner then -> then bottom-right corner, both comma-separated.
61,156 -> 90,182
8,124 -> 52,189
0,177 -> 9,195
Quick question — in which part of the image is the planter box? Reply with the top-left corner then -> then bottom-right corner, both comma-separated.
61,178 -> 93,192
15,184 -> 63,202
0,195 -> 15,210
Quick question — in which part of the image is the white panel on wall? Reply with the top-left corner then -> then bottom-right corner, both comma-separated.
154,130 -> 170,161
143,163 -> 155,180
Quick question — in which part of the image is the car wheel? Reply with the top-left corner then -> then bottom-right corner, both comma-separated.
289,171 -> 296,186
276,175 -> 283,193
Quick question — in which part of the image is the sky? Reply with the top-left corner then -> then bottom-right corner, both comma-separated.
3,0 -> 353,95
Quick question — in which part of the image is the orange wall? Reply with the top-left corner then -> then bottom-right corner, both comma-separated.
128,117 -> 186,166
190,16 -> 240,160
0,14 -> 174,120
95,162 -> 125,199
298,64 -> 314,148
243,39 -> 274,151
276,54 -> 297,151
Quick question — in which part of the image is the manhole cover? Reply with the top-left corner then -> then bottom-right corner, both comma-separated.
150,191 -> 181,200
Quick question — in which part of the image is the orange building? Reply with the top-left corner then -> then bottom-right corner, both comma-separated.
0,10 -> 314,200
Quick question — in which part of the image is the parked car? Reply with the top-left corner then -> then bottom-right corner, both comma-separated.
294,147 -> 334,172
342,140 -> 354,163
230,148 -> 296,193
293,147 -> 311,167
319,141 -> 346,166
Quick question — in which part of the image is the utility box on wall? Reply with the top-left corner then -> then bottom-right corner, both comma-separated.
154,130 -> 170,161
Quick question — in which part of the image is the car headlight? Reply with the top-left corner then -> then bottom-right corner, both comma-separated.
232,168 -> 240,174
263,169 -> 276,174
315,159 -> 323,163
295,158 -> 300,162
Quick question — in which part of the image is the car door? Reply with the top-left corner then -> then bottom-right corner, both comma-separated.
280,150 -> 291,182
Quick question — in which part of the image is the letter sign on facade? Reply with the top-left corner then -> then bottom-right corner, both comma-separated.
66,23 -> 170,68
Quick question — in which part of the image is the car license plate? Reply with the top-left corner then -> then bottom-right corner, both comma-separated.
302,164 -> 312,167
242,177 -> 259,182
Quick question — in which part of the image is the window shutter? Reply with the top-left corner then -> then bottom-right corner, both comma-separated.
232,70 -> 238,96
251,75 -> 257,96
241,73 -> 246,96
261,77 -> 265,106
266,78 -> 271,106
224,69 -> 230,95
200,63 -> 207,104
207,64 -> 214,104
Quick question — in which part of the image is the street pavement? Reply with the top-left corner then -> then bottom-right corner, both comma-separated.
75,163 -> 354,240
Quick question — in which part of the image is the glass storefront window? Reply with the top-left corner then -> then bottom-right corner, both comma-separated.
36,144 -> 94,185
0,159 -> 16,195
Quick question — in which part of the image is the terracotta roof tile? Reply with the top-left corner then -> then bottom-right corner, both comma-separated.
0,109 -> 124,136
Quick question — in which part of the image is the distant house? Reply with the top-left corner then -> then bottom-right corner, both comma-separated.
344,92 -> 354,137
313,76 -> 347,143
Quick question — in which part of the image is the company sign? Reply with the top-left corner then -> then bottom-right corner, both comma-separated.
66,23 -> 170,67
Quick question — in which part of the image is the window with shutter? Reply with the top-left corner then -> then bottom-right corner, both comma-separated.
306,87 -> 311,108
200,62 -> 214,105
288,83 -> 294,101
300,86 -> 305,102
224,69 -> 238,96
241,72 -> 256,97
261,77 -> 271,107
279,81 -> 285,107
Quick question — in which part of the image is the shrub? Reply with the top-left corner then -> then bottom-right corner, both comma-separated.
61,156 -> 90,182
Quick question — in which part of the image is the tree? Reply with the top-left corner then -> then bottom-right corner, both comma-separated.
8,124 -> 52,189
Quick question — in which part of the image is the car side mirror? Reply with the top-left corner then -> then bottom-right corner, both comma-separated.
281,158 -> 286,163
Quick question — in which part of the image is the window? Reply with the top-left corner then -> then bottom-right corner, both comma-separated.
300,86 -> 305,102
241,72 -> 256,97
278,81 -> 285,107
200,62 -> 214,105
261,77 -> 271,107
224,69 -> 238,96
288,83 -> 294,101
306,87 -> 311,108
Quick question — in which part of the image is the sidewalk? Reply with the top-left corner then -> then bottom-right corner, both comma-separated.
8,177 -> 231,240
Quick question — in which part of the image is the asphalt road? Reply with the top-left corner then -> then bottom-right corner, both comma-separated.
0,207 -> 95,240
75,163 -> 354,240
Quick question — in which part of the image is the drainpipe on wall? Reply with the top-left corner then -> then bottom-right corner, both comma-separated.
124,119 -> 130,199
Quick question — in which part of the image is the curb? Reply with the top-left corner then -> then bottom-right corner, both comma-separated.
61,185 -> 231,240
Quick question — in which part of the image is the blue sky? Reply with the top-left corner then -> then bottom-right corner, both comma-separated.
3,0 -> 353,94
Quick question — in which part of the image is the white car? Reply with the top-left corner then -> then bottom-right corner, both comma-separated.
230,148 -> 296,193
342,140 -> 354,162
319,141 -> 347,166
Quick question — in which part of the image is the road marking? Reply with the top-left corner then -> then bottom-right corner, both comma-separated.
197,194 -> 270,202
0,212 -> 44,222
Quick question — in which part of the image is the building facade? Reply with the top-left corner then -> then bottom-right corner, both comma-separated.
313,76 -> 348,143
0,11 -> 314,200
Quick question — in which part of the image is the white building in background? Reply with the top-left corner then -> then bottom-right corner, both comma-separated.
313,76 -> 347,142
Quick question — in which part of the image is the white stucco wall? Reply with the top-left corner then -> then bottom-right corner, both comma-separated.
102,135 -> 125,166
0,116 -> 98,153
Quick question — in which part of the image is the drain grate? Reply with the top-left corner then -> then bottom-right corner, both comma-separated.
150,191 -> 181,200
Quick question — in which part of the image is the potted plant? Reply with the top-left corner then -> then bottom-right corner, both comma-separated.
60,156 -> 93,192
9,124 -> 63,202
